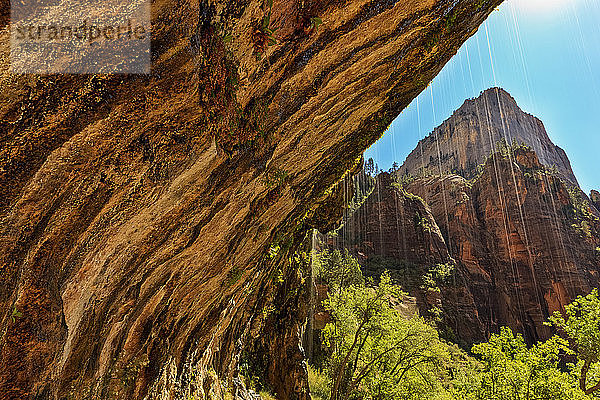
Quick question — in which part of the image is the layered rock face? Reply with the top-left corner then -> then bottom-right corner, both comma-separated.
346,147 -> 600,345
347,89 -> 600,345
342,172 -> 451,266
0,0 -> 502,399
397,88 -> 579,185
406,148 -> 600,343
340,172 -> 488,344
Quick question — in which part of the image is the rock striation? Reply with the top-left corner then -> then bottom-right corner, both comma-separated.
406,147 -> 600,343
340,172 -> 488,344
0,0 -> 502,399
343,172 -> 452,266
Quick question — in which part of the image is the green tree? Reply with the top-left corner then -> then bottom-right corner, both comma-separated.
549,289 -> 600,395
322,272 -> 451,400
315,249 -> 364,292
465,327 -> 586,400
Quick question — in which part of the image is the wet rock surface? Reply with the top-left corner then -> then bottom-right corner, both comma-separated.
342,172 -> 488,344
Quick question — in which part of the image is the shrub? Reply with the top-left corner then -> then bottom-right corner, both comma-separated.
314,249 -> 364,292
467,327 -> 585,400
307,366 -> 330,400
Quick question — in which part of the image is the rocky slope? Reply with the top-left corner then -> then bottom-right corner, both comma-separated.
397,88 -> 579,185
0,0 -> 502,399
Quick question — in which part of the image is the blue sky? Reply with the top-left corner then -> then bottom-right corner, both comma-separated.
364,0 -> 600,194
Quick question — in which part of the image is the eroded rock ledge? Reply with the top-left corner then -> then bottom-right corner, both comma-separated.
0,0 -> 501,398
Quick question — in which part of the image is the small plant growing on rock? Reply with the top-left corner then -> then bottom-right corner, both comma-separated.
259,390 -> 276,400
252,6 -> 277,58
10,306 -> 22,323
263,168 -> 289,189
414,212 -> 433,233
267,245 -> 280,259
421,263 -> 454,293
303,16 -> 323,35
222,32 -> 233,44
224,264 -> 243,287
261,304 -> 276,318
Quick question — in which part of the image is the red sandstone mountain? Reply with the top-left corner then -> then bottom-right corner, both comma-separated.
406,147 -> 600,343
397,88 -> 579,186
342,90 -> 600,345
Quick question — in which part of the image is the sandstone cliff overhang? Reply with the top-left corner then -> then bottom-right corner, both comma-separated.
0,0 -> 502,398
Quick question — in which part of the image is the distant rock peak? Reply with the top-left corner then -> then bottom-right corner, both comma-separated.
397,87 -> 579,186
